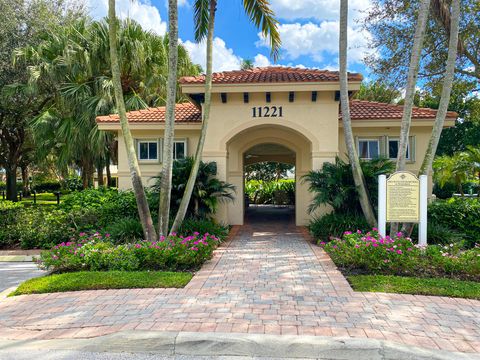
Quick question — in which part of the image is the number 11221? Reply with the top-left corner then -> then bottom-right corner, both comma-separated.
252,106 -> 283,118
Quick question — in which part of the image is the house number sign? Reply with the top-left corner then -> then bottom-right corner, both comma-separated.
252,106 -> 283,118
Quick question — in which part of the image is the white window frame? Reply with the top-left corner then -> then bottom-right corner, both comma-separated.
388,137 -> 411,161
357,138 -> 380,160
173,139 -> 187,160
137,139 -> 160,162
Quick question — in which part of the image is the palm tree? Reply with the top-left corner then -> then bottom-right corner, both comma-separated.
108,0 -> 156,241
158,0 -> 179,237
241,59 -> 254,70
466,146 -> 480,195
419,0 -> 460,176
396,0 -> 431,170
170,0 -> 281,232
391,0 -> 431,235
339,0 -> 377,227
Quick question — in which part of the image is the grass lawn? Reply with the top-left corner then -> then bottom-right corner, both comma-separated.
348,275 -> 480,300
10,271 -> 193,296
1,192 -> 59,206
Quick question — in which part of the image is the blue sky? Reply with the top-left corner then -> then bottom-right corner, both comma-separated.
88,0 -> 374,76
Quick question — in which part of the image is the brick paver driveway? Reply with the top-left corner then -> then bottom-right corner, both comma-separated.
0,209 -> 479,353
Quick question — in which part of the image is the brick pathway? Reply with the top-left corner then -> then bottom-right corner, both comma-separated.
0,219 -> 479,353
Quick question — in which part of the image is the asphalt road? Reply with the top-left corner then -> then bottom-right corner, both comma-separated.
0,262 -> 45,293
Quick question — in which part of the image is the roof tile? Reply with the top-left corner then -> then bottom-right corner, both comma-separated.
179,66 -> 363,85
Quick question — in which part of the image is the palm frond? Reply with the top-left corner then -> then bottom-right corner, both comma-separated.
194,0 -> 210,42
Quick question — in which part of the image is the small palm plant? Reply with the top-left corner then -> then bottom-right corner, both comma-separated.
152,157 -> 235,219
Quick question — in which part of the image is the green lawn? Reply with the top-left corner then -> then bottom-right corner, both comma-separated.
1,192 -> 59,206
348,275 -> 480,299
10,271 -> 193,296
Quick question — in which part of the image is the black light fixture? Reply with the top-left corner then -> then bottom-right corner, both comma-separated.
221,93 -> 227,103
266,92 -> 271,103
334,91 -> 340,101
243,92 -> 249,103
311,91 -> 317,102
289,91 -> 295,102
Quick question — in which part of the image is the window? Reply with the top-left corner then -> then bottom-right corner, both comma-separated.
173,139 -> 187,160
358,139 -> 379,159
388,138 -> 410,160
137,140 -> 159,161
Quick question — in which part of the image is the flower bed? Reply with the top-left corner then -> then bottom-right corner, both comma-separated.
320,230 -> 480,281
39,232 -> 222,273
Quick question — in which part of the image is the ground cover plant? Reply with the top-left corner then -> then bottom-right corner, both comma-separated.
10,271 -> 192,296
320,230 -> 479,281
38,231 -> 223,273
348,275 -> 480,299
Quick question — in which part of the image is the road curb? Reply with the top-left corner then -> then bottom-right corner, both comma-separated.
0,255 -> 35,262
0,330 -> 477,359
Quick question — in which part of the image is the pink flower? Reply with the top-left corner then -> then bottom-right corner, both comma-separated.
372,227 -> 378,231
332,245 -> 338,249
357,230 -> 362,234
407,247 -> 412,251
354,244 -> 360,248
320,242 -> 326,246
344,231 -> 352,235
383,259 -> 390,263
397,250 -> 402,254
372,243 -> 379,247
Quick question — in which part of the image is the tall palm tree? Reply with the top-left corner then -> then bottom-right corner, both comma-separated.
419,0 -> 460,176
170,0 -> 281,232
158,0 -> 179,237
339,0 -> 377,227
108,0 -> 157,241
391,0 -> 431,235
433,152 -> 470,195
396,0 -> 431,170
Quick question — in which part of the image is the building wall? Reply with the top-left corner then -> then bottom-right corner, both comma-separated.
117,129 -> 200,190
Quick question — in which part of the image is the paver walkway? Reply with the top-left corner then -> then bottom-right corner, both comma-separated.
0,216 -> 479,354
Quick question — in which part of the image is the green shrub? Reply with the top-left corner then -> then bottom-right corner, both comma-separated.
245,179 -> 295,205
32,181 -> 61,193
309,213 -> 370,241
103,218 -> 144,244
38,232 -> 222,273
429,198 -> 480,248
176,218 -> 229,240
0,201 -> 24,248
151,157 -> 235,219
424,222 -> 465,245
0,181 -> 22,191
321,230 -> 479,281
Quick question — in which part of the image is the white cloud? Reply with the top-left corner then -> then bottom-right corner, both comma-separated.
253,54 -> 271,67
257,21 -> 372,65
88,0 -> 167,35
269,0 -> 372,23
182,37 -> 242,72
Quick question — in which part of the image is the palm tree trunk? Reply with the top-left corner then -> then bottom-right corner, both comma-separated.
419,0 -> 460,176
106,152 -> 112,187
396,0 -> 431,171
170,0 -> 217,233
339,0 -> 377,227
21,165 -> 30,197
108,0 -> 157,241
97,163 -> 105,187
159,0 -> 179,237
391,0 -> 431,235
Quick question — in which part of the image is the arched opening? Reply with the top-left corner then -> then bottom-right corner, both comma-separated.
224,124 -> 312,226
244,143 -> 296,224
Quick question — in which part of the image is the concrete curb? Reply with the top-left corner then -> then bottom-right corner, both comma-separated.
0,255 -> 35,262
0,330 -> 477,359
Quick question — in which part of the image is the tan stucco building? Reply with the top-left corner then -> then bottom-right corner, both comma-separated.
96,67 -> 456,226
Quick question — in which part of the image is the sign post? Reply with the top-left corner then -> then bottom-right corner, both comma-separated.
378,171 -> 427,244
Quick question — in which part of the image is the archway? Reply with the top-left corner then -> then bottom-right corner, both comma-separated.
244,143 -> 296,224
225,124 -> 312,226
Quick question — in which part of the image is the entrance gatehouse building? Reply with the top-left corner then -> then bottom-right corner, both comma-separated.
97,67 -> 456,226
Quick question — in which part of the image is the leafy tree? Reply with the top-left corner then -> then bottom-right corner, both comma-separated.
245,162 -> 294,182
0,0 -> 84,201
354,81 -> 400,103
241,59 -> 254,70
364,0 -> 480,86
170,0 -> 281,232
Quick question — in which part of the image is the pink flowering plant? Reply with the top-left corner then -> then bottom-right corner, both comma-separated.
320,229 -> 479,280
38,231 -> 222,273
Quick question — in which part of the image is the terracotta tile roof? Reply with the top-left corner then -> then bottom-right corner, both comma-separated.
96,100 -> 458,124
347,100 -> 457,120
179,66 -> 363,85
96,103 -> 201,123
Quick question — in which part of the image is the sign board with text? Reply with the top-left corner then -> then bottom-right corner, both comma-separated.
386,171 -> 420,222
